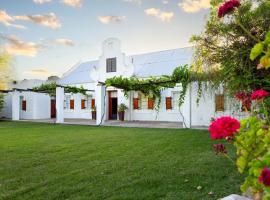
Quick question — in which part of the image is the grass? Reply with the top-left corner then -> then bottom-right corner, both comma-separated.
0,121 -> 243,200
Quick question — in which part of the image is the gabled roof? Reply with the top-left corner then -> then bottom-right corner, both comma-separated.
131,47 -> 193,78
58,47 -> 193,85
58,60 -> 98,85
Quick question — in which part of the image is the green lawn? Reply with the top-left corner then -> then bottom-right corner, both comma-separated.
0,121 -> 243,200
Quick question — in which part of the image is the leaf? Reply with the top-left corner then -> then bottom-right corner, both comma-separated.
260,55 -> 270,69
250,42 -> 264,61
264,32 -> 270,44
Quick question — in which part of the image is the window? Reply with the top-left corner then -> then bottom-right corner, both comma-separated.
70,99 -> 74,110
81,99 -> 86,109
148,98 -> 154,110
106,58 -> 117,72
22,100 -> 26,111
65,95 -> 71,109
133,98 -> 139,109
166,97 -> 172,110
215,94 -> 225,111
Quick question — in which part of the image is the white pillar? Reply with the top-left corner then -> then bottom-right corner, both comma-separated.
182,84 -> 192,128
12,91 -> 20,121
56,87 -> 64,123
95,83 -> 106,125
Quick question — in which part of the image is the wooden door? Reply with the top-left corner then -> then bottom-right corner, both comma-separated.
51,99 -> 56,118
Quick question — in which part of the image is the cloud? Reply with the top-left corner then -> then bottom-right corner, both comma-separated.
178,0 -> 210,13
3,35 -> 42,57
123,0 -> 142,5
98,15 -> 126,24
23,68 -> 56,78
33,0 -> 52,4
0,10 -> 26,29
14,13 -> 61,29
62,0 -> 82,7
53,38 -> 74,46
162,0 -> 169,4
144,8 -> 174,22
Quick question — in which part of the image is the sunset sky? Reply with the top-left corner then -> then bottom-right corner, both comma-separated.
0,0 -> 210,80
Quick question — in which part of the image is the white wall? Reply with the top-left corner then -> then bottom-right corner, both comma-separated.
190,82 -> 249,126
1,94 -> 12,118
130,89 -> 183,122
18,92 -> 51,120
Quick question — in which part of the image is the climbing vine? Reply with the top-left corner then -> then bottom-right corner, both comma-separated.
105,65 -> 221,109
32,82 -> 87,96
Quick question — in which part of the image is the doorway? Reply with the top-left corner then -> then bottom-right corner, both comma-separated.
108,91 -> 118,120
51,99 -> 56,118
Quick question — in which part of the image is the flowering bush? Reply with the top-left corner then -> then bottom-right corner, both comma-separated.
191,0 -> 270,198
259,167 -> 270,187
217,0 -> 241,18
251,89 -> 270,101
209,116 -> 240,139
235,92 -> 251,111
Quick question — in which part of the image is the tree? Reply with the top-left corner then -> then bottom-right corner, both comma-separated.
0,52 -> 12,90
190,0 -> 270,95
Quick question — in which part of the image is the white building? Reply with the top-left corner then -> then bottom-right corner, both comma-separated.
1,38 -> 246,127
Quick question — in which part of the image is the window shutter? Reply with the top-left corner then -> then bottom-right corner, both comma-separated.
112,58 -> 116,72
133,98 -> 139,109
148,98 -> 154,109
22,100 -> 27,111
70,99 -> 74,110
215,94 -> 225,111
91,99 -> 95,108
81,99 -> 85,109
166,97 -> 172,110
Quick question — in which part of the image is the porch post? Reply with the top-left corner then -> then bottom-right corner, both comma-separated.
56,87 -> 64,123
12,90 -> 20,121
95,83 -> 106,125
182,84 -> 192,128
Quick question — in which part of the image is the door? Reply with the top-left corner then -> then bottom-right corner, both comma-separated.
51,99 -> 56,118
108,91 -> 118,120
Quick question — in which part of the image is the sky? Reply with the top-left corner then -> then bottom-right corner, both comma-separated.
0,0 -> 210,80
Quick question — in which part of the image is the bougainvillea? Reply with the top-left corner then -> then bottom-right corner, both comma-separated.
235,92 -> 251,110
209,116 -> 240,140
213,144 -> 227,155
217,0 -> 241,18
251,89 -> 270,101
259,167 -> 270,187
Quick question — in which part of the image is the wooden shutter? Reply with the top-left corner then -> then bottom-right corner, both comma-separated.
22,100 -> 26,111
133,98 -> 139,109
106,59 -> 110,72
166,97 -> 172,110
111,58 -> 116,72
81,99 -> 85,109
215,94 -> 224,111
91,99 -> 95,108
148,98 -> 154,109
70,99 -> 74,110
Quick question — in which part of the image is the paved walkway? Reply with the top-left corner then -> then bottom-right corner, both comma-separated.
8,118 -> 184,129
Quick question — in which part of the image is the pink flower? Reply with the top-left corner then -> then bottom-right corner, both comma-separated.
218,0 -> 241,18
213,144 -> 227,154
251,89 -> 269,101
235,92 -> 251,110
209,116 -> 240,140
259,167 -> 270,187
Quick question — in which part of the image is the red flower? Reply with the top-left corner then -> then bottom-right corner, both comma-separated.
209,116 -> 240,140
235,92 -> 251,110
218,0 -> 241,18
213,144 -> 227,154
259,167 -> 270,187
251,89 -> 269,101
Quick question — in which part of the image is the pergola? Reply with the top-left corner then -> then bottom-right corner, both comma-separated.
0,83 -> 107,126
